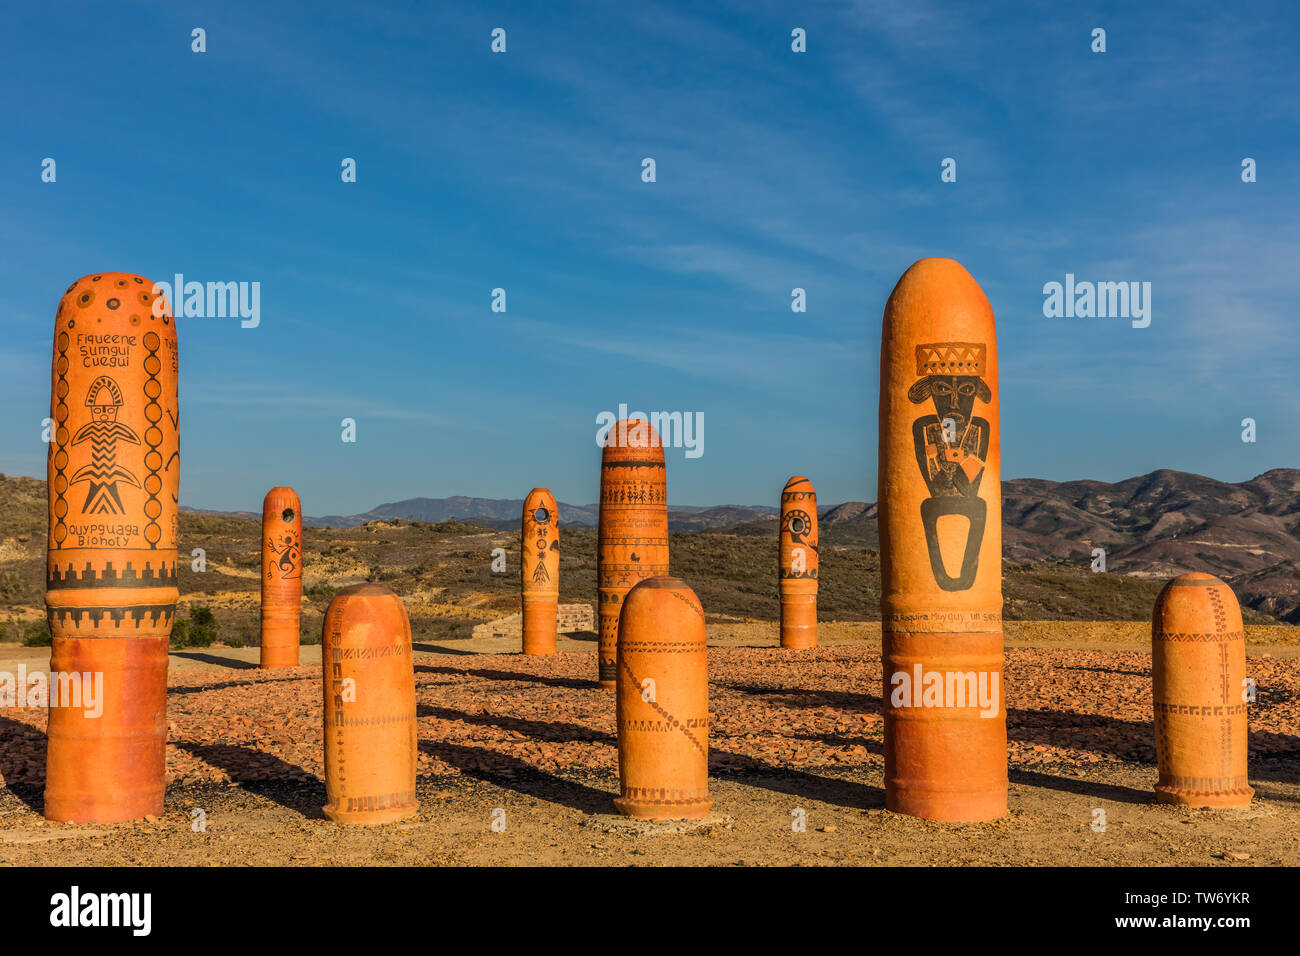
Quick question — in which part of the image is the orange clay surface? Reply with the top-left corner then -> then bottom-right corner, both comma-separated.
44,272 -> 178,824
0,621 -> 1296,865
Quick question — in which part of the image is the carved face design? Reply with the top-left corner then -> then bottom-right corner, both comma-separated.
908,374 -> 991,431
90,403 -> 120,423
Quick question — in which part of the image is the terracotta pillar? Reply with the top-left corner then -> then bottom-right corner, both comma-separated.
260,486 -> 303,668
1152,573 -> 1253,808
521,488 -> 559,655
878,258 -> 1006,821
614,577 -> 711,820
321,584 -> 419,825
779,475 -> 818,648
45,273 -> 178,823
597,419 -> 669,688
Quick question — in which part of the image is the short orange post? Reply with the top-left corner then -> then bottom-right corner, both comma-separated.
1152,573 -> 1253,808
321,584 -> 419,825
597,419 -> 669,688
779,475 -> 818,648
614,577 -> 711,820
521,487 -> 559,655
260,486 -> 303,668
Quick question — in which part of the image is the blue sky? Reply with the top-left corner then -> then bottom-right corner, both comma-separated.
2,1 -> 1297,514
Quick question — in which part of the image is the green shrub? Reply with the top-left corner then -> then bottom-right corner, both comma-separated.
305,583 -> 339,604
171,606 -> 219,648
22,619 -> 52,647
188,606 -> 218,647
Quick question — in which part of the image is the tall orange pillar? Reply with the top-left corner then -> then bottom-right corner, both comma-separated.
779,475 -> 818,649
44,273 -> 178,823
878,258 -> 1006,822
260,486 -> 303,668
614,577 -> 711,820
322,584 -> 419,825
1152,573 -> 1254,808
521,488 -> 559,655
597,419 -> 669,689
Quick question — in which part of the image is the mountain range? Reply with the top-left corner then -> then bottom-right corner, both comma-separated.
57,466 -> 1300,623
194,468 -> 1299,621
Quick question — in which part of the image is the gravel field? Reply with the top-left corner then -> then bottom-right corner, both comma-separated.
1,622 -> 1296,866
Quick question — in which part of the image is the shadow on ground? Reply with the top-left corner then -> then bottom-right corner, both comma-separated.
414,663 -> 594,690
177,743 -> 326,818
0,715 -> 44,812
170,651 -> 262,670
419,740 -> 613,814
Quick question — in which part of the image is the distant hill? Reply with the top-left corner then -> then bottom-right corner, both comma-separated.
9,467 -> 1300,622
683,469 -> 1300,620
0,474 -> 1223,628
731,469 -> 1300,622
287,497 -> 778,532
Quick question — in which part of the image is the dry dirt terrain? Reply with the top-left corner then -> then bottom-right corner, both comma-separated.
1,622 -> 1297,867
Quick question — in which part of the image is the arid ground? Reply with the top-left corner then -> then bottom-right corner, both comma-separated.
2,476 -> 1295,865
2,622 -> 1297,867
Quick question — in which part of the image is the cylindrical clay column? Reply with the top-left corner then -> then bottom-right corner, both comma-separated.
45,272 -> 178,823
779,475 -> 818,649
260,485 -> 303,668
597,419 -> 669,689
521,487 -> 559,655
1152,573 -> 1253,808
614,577 -> 711,820
322,584 -> 418,824
878,257 -> 1006,822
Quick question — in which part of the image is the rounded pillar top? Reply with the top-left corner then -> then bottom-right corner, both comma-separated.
336,582 -> 397,599
625,576 -> 704,620
523,487 -> 557,511
602,418 -> 664,463
1153,572 -> 1242,633
883,258 -> 995,343
56,273 -> 173,338
324,583 -> 410,636
1164,571 -> 1227,588
523,488 -> 559,539
783,475 -> 813,491
263,486 -> 301,522
635,575 -> 686,589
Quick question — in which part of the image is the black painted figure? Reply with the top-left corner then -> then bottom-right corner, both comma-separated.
908,343 -> 991,591
70,376 -> 142,515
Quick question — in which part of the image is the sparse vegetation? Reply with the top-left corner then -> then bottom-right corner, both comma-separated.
21,619 -> 51,646
305,583 -> 339,603
172,606 -> 219,648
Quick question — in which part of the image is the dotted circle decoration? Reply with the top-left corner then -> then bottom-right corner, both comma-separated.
142,330 -> 165,549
